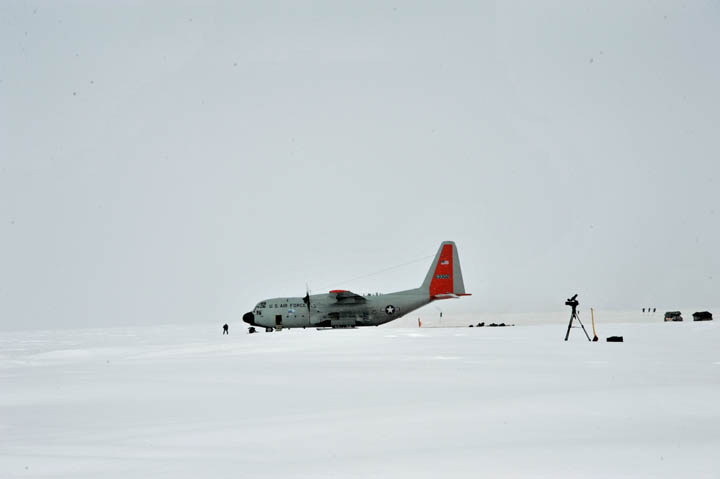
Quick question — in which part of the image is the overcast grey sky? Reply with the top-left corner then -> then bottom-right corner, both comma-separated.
2,1 -> 719,330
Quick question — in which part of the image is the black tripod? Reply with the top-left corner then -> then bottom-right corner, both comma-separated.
564,294 -> 591,341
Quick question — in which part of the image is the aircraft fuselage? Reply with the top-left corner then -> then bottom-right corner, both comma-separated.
246,289 -> 431,329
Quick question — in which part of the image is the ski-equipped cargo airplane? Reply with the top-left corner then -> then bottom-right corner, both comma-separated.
242,241 -> 470,332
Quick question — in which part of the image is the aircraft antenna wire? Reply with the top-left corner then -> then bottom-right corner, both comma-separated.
317,253 -> 434,291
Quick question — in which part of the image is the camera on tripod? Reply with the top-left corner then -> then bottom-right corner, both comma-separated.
564,293 -> 590,341
565,294 -> 579,308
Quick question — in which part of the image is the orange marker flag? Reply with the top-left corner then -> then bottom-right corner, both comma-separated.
591,308 -> 599,342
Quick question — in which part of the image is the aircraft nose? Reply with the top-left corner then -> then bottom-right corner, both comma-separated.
242,312 -> 255,325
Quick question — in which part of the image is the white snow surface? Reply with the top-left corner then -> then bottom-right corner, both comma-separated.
1,318 -> 719,478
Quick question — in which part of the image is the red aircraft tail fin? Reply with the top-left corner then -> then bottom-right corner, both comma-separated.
421,241 -> 469,299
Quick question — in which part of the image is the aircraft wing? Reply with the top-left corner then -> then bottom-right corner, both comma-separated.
329,290 -> 367,303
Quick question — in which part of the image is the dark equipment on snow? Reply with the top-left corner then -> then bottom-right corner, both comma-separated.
248,327 -> 256,334
664,311 -> 683,322
606,336 -> 624,342
693,311 -> 713,321
564,294 -> 591,341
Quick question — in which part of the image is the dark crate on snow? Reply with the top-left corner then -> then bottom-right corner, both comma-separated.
693,311 -> 713,321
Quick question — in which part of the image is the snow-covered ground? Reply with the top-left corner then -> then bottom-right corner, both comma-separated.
1,318 -> 719,478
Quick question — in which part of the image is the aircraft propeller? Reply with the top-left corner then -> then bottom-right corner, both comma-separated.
303,283 -> 312,323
